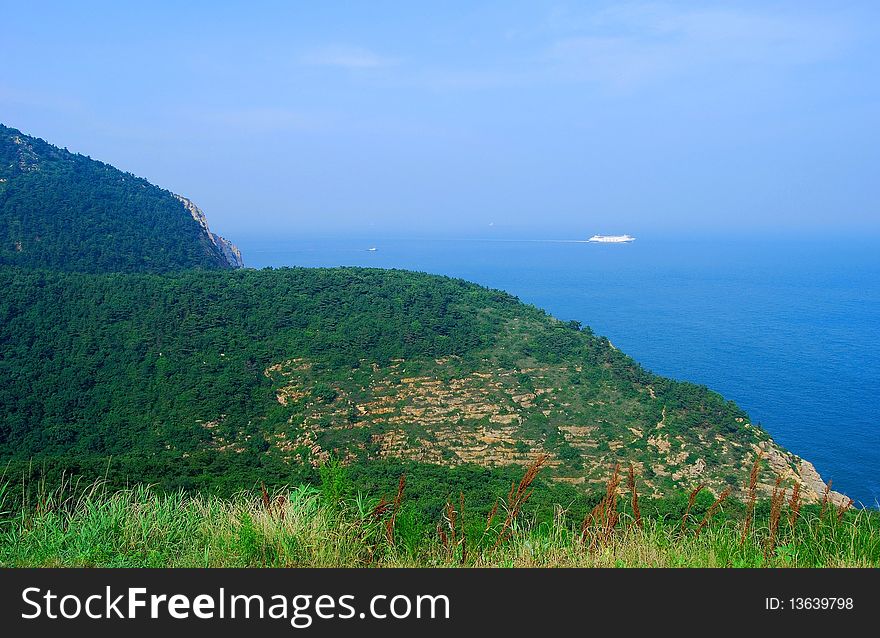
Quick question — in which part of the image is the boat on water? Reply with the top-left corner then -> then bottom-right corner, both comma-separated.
588,234 -> 635,243
367,247 -> 378,252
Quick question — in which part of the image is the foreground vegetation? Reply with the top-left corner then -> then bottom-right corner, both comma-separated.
2,460 -> 876,568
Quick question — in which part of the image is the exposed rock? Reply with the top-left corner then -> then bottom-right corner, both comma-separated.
8,134 -> 41,172
257,352 -> 856,506
214,234 -> 245,268
798,459 -> 851,508
648,433 -> 670,454
751,441 -> 850,507
174,194 -> 244,268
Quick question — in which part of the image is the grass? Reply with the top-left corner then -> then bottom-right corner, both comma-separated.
1,460 -> 878,568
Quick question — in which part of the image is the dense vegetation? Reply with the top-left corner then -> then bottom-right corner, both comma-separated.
1,264 -> 781,500
0,266 -> 516,490
0,124 -> 233,272
1,461 -> 876,568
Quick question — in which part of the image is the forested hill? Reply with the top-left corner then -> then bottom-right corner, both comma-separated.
0,124 -> 845,508
0,266 -> 839,504
0,124 -> 242,273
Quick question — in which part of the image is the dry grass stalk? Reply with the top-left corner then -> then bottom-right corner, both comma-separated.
600,464 -> 621,545
581,463 -> 621,551
695,487 -> 731,538
274,494 -> 286,521
485,498 -> 499,532
385,474 -> 406,545
437,522 -> 448,550
679,483 -> 705,536
492,455 -> 547,550
836,498 -> 853,523
788,482 -> 801,529
259,483 -> 286,519
439,493 -> 468,563
371,497 -> 391,520
260,482 -> 270,511
627,463 -> 641,529
459,491 -> 467,565
765,477 -> 786,558
819,480 -> 832,520
438,498 -> 456,555
740,452 -> 762,546
445,499 -> 457,547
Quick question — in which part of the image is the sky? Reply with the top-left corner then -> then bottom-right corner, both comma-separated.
2,1 -> 878,239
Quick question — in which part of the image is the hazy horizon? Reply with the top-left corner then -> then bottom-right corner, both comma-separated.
3,1 -> 878,240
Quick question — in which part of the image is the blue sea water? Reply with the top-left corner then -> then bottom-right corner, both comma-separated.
236,235 -> 880,507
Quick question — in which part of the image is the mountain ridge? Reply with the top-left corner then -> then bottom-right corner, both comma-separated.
0,123 -> 242,272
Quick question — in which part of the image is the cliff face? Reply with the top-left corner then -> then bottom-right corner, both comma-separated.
214,235 -> 245,269
173,194 -> 244,269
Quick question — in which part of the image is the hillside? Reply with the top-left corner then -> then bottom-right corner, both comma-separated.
0,266 -> 842,505
0,124 -> 846,509
0,124 -> 242,272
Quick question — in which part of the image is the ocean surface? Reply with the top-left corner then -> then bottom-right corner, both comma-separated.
236,235 -> 880,507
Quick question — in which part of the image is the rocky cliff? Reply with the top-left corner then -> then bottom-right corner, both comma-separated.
174,194 -> 244,269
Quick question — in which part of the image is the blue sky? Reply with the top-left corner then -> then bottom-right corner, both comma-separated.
2,1 -> 878,238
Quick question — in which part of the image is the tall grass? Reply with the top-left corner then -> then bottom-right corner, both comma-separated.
1,461 -> 878,568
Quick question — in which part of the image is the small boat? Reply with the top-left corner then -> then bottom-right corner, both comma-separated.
367,247 -> 378,252
588,234 -> 635,243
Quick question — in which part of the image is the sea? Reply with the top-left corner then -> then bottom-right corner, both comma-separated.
235,234 -> 880,507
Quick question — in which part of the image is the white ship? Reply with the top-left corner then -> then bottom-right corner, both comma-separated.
588,234 -> 635,243
367,247 -> 378,252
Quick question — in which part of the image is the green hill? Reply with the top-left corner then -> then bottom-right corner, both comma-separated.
0,124 -> 846,509
0,265 -> 839,505
0,124 -> 241,273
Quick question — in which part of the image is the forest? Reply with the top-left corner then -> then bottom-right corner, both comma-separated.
1,124 -> 232,272
1,264 -> 769,501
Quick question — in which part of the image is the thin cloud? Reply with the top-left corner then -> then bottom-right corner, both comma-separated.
196,107 -> 322,134
300,45 -> 396,69
0,86 -> 83,112
409,67 -> 535,91
377,3 -> 852,94
545,3 -> 851,91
